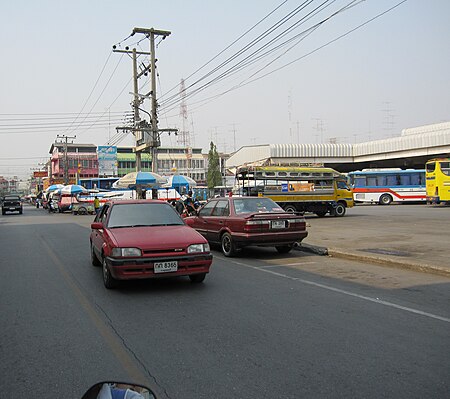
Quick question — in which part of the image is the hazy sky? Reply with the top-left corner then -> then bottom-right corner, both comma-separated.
1,0 -> 449,179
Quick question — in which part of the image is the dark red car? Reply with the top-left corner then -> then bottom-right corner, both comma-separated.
90,200 -> 213,289
185,196 -> 308,257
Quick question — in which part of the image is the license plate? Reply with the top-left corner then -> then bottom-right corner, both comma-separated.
271,220 -> 286,229
10,208 -> 16,210
154,261 -> 178,273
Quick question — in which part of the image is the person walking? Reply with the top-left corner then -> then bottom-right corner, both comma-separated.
94,196 -> 100,215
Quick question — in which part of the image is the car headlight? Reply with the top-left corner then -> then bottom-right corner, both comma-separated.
187,243 -> 210,253
111,247 -> 142,257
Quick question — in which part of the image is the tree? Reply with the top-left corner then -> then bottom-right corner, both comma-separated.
207,142 -> 222,191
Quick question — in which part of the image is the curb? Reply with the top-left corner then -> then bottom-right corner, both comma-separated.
296,244 -> 450,278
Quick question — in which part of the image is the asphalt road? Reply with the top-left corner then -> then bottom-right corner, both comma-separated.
1,205 -> 449,399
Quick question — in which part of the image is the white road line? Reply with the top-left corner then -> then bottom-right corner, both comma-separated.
260,262 -> 317,268
219,256 -> 450,324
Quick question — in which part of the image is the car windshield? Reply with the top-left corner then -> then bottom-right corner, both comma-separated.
233,198 -> 284,214
107,202 -> 185,228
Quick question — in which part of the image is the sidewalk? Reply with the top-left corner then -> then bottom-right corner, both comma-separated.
296,204 -> 450,277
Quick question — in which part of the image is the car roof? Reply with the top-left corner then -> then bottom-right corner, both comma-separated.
107,199 -> 166,205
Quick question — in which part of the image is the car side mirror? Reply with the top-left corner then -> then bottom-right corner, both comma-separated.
91,222 -> 104,230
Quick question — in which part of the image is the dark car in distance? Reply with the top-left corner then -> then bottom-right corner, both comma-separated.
185,196 -> 308,257
90,199 -> 213,289
2,195 -> 23,215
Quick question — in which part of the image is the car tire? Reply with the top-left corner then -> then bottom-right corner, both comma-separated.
315,210 -> 327,217
78,206 -> 87,215
276,245 -> 293,254
90,243 -> 101,266
102,257 -> 119,289
19,209 -> 23,214
221,232 -> 237,257
332,203 -> 346,217
379,194 -> 393,205
189,273 -> 206,283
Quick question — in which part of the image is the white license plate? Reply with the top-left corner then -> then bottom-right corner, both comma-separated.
271,220 -> 286,229
10,208 -> 16,210
154,261 -> 178,273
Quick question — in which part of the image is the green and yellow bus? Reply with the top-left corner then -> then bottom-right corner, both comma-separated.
425,158 -> 450,203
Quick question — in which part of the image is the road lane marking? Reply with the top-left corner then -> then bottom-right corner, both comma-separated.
219,256 -> 450,324
38,235 -> 156,389
260,262 -> 317,269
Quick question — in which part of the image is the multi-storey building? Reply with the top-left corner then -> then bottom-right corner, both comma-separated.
49,143 -> 98,183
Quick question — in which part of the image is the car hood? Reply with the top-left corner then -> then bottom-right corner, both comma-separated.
107,225 -> 206,250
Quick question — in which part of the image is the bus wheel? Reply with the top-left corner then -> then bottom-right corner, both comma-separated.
283,205 -> 297,213
379,194 -> 393,205
332,203 -> 346,217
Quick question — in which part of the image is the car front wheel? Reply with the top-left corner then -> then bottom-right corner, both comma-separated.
90,242 -> 101,266
221,232 -> 237,257
189,273 -> 206,283
102,257 -> 119,289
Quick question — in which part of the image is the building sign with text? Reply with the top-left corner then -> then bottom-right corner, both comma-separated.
98,146 -> 118,177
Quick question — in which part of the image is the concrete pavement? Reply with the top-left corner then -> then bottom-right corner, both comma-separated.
297,203 -> 450,277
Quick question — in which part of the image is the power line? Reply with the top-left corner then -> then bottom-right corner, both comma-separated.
158,0 -> 290,102
161,0 -> 407,115
60,51 -> 114,135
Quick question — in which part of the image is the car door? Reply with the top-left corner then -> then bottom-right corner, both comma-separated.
194,200 -> 218,241
91,203 -> 110,259
207,200 -> 230,243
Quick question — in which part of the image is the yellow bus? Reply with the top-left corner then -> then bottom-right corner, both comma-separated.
425,158 -> 450,203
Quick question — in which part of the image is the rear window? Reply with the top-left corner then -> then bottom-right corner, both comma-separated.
233,198 -> 284,214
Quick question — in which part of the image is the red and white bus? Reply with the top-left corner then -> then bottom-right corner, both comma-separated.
348,169 -> 426,205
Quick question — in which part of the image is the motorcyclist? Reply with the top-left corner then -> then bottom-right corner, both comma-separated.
183,190 -> 197,215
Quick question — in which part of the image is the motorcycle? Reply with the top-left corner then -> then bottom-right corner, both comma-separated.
48,199 -> 59,213
82,381 -> 156,399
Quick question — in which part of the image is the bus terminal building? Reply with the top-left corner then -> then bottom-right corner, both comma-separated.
226,122 -> 450,173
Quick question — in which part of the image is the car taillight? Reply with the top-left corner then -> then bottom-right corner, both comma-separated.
244,220 -> 270,231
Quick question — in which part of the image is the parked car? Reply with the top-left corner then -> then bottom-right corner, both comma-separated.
184,196 -> 308,257
2,195 -> 23,215
90,199 -> 213,289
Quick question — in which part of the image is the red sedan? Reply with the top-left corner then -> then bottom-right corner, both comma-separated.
185,196 -> 308,257
90,200 -> 213,289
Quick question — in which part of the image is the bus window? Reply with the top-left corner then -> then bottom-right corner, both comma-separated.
354,176 -> 366,187
386,175 -> 399,186
440,161 -> 450,176
367,176 -> 377,186
426,162 -> 436,173
376,175 -> 387,186
410,173 -> 421,185
400,174 -> 411,185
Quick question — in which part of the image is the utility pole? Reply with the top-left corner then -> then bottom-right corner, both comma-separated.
113,27 -> 176,175
56,134 -> 76,185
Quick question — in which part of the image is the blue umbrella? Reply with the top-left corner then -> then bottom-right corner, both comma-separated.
162,175 -> 197,189
45,184 -> 64,192
113,171 -> 167,188
60,184 -> 88,195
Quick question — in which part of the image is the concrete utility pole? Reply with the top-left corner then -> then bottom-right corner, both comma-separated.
113,27 -> 176,174
56,134 -> 76,185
